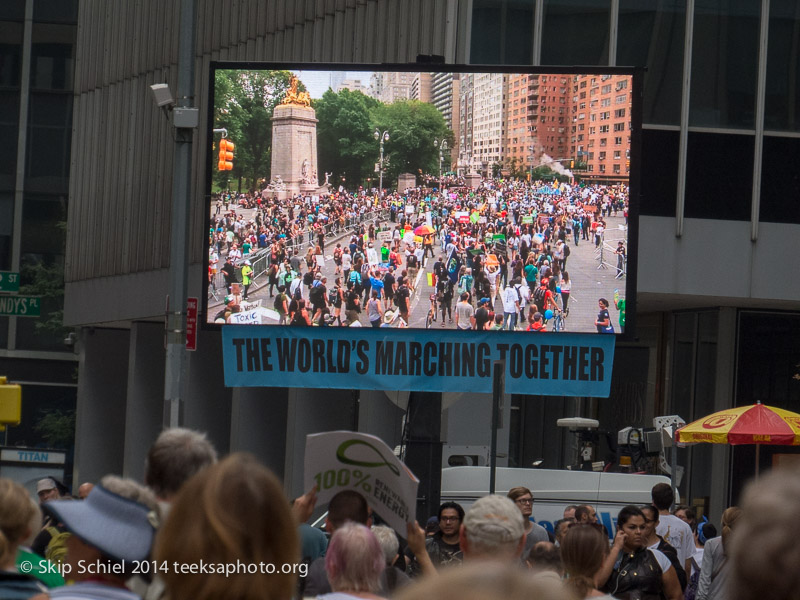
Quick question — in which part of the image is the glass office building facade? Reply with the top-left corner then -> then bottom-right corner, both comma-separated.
0,0 -> 78,471
470,0 -> 800,511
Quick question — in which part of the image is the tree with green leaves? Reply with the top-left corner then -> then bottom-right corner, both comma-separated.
314,88 -> 381,189
213,69 -> 301,192
371,100 -> 452,188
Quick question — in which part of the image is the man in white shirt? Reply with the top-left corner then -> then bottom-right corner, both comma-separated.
501,279 -> 521,330
652,482 -> 694,578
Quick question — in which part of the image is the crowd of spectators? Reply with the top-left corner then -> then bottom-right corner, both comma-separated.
3,435 -> 794,600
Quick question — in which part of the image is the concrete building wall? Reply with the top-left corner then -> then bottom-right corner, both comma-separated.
65,0 -> 464,327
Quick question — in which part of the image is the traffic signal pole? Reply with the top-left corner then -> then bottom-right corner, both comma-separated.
163,0 -> 197,428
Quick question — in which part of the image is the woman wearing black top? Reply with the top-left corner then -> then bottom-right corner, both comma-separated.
595,298 -> 614,334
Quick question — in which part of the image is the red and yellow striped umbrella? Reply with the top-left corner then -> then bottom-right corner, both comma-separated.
675,402 -> 800,476
675,402 -> 800,446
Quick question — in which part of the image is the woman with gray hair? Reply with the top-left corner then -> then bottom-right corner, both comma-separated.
371,525 -> 409,592
461,495 -> 526,561
322,523 -> 387,600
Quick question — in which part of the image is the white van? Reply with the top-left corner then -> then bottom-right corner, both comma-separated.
440,466 -> 670,538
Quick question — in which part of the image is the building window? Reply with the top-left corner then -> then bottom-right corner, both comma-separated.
613,164 -> 620,173
615,108 -> 626,118
690,2 -> 760,128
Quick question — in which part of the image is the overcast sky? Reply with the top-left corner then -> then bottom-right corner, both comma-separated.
296,70 -> 373,98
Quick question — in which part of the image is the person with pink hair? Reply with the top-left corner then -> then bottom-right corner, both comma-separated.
323,522 -> 387,600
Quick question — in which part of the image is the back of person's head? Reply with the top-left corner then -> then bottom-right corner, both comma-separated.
561,523 -> 609,598
325,522 -> 385,594
720,505 -> 741,555
145,427 -> 218,500
155,453 -> 298,600
0,478 -> 36,565
395,560 -> 570,600
527,541 -> 562,575
101,475 -> 159,512
462,495 -> 525,559
696,519 -> 716,545
328,489 -> 369,531
371,524 -> 399,565
651,482 -> 674,511
574,504 -> 594,522
730,468 -> 800,600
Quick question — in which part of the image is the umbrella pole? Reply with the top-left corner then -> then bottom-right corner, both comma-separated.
755,444 -> 760,479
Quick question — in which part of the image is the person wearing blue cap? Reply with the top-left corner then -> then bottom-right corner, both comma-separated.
40,476 -> 159,600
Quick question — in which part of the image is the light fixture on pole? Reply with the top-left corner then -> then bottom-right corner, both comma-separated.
434,138 -> 448,190
374,128 -> 389,197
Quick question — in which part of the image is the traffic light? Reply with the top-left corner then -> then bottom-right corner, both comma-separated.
218,139 -> 234,171
570,160 -> 575,169
0,376 -> 21,430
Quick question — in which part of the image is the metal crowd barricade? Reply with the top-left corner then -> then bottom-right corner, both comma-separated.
208,208 -> 389,303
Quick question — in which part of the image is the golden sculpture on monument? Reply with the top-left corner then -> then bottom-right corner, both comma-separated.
281,75 -> 311,107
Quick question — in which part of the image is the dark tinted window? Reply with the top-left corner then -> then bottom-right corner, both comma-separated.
690,1 -> 760,129
618,0 -> 686,125
470,0 -> 506,64
541,0 -> 610,65
764,0 -> 800,131
760,136 -> 800,224
684,132 -> 753,220
640,128 -> 679,217
33,0 -> 78,24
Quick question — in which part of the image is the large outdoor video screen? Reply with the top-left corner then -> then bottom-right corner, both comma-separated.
204,64 -> 639,337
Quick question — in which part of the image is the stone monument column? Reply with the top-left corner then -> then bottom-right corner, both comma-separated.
270,76 -> 319,197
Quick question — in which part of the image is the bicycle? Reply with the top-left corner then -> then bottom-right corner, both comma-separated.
425,293 -> 438,329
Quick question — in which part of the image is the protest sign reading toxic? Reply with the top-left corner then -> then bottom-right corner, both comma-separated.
304,431 -> 419,536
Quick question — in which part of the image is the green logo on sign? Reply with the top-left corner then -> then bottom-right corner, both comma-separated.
336,439 -> 400,476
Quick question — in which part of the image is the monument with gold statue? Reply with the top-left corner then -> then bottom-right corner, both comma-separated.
267,75 -> 329,198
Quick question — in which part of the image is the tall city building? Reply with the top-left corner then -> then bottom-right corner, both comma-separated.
369,71 -> 415,103
536,74 -> 573,162
335,79 -> 367,93
470,72 -> 505,175
430,72 -> 459,171
571,74 -> 632,182
410,72 -> 432,103
329,71 -> 346,94
504,73 -> 534,176
0,0 -> 79,474
458,72 -> 474,173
